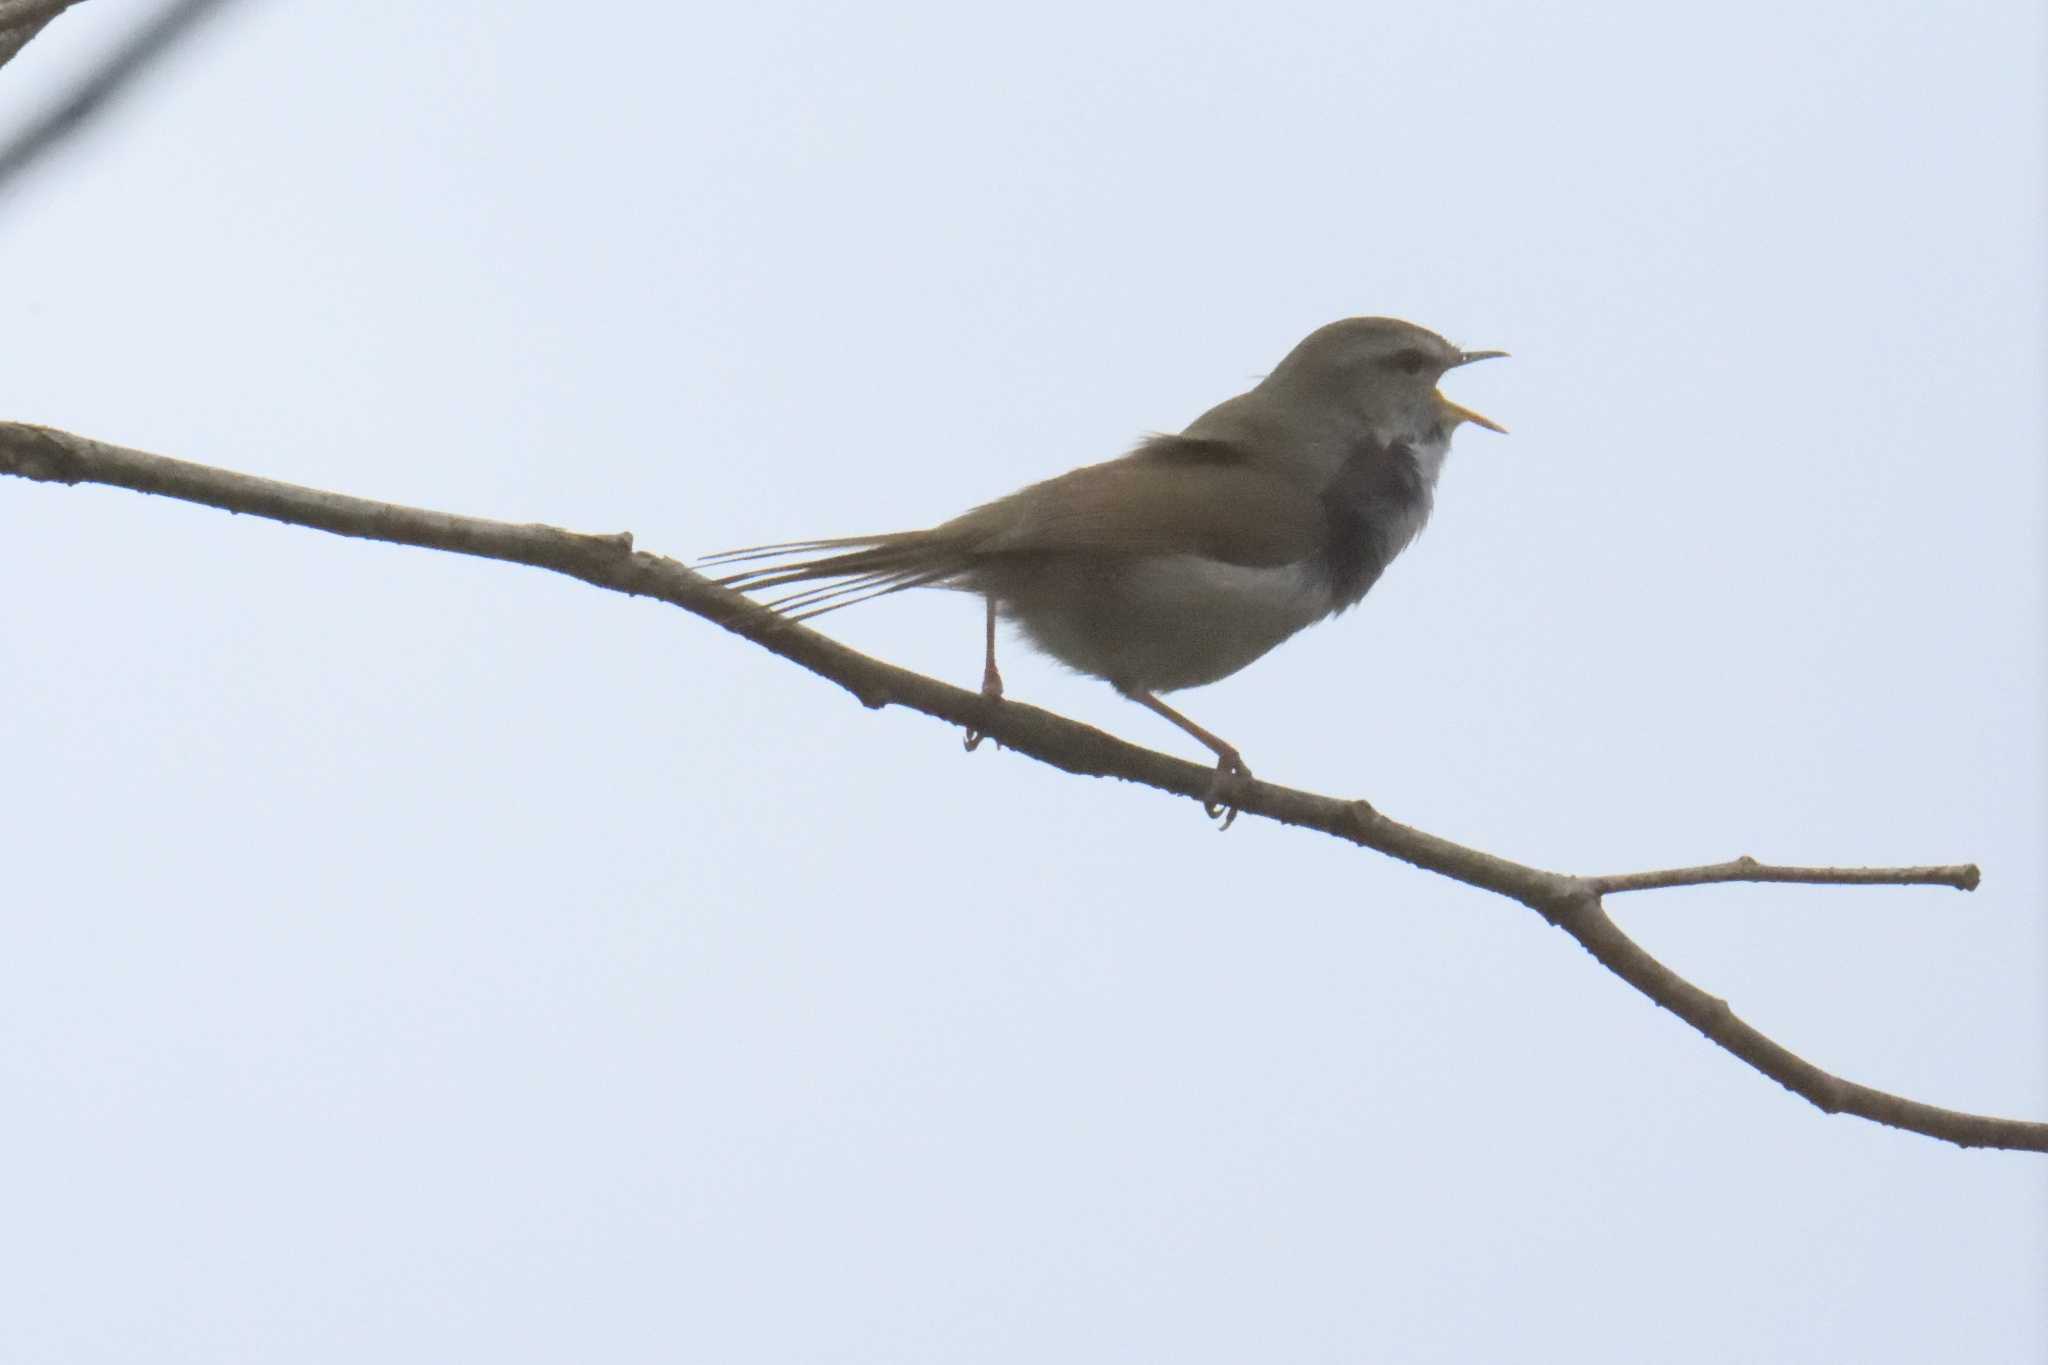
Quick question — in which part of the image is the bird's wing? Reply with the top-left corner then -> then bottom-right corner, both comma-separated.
947,435 -> 1322,567
703,436 -> 1325,619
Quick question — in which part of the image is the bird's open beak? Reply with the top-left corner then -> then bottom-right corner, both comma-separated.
1441,349 -> 1508,434
1440,397 -> 1508,434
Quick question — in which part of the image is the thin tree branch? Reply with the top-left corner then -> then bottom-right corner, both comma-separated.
3,420 -> 2037,1154
0,0 -> 84,35
0,0 -> 84,72
0,0 -> 233,193
1591,855 -> 1980,896
0,0 -> 82,27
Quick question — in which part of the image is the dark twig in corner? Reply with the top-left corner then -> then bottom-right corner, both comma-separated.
2,420 -> 2036,1154
0,0 -> 85,72
0,0 -> 237,193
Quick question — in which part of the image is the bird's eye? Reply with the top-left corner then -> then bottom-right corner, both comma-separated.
1389,348 -> 1432,375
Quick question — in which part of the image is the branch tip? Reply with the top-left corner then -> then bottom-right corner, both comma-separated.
1591,857 -> 1980,897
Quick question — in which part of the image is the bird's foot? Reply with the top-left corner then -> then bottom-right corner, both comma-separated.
1203,753 -> 1253,830
962,668 -> 1005,752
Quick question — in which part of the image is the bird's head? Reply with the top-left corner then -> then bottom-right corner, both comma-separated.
1265,316 -> 1508,442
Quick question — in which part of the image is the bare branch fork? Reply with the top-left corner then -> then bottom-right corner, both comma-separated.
4,421 -> 2036,1153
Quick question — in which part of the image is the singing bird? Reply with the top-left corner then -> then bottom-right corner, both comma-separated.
708,317 -> 1506,823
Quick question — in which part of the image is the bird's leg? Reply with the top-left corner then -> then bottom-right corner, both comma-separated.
1118,688 -> 1253,829
980,595 -> 1004,700
963,596 -> 1004,752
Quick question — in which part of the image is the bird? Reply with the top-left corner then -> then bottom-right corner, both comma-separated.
706,317 -> 1506,825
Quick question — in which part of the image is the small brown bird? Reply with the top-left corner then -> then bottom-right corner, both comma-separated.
708,317 -> 1506,823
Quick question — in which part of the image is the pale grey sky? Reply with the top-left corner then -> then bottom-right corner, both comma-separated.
3,2 -> 2043,1360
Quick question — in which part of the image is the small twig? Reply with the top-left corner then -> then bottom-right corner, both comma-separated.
0,0 -> 85,36
0,0 -> 83,72
3,421 -> 2038,1154
1591,855 -> 1980,897
1,0 -> 236,191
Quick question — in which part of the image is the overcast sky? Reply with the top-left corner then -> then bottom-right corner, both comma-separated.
3,3 -> 2043,1361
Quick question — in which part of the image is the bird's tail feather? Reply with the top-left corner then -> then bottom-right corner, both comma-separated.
702,531 -> 967,620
